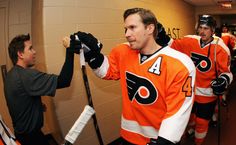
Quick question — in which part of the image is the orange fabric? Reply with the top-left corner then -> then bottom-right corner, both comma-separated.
0,139 -> 4,145
194,117 -> 209,145
120,129 -> 150,144
103,44 -> 195,144
16,140 -> 21,145
195,95 -> 216,103
171,35 -> 231,103
188,113 -> 196,127
221,33 -> 235,55
195,139 -> 204,145
0,138 -> 21,145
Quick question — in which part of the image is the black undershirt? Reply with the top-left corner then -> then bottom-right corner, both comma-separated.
140,46 -> 165,63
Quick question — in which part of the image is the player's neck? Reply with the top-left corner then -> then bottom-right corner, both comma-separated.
140,39 -> 161,55
16,60 -> 33,68
200,37 -> 213,47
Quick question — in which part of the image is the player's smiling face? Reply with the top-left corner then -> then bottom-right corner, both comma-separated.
124,13 -> 149,50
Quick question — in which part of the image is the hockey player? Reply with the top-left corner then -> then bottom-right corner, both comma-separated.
221,23 -> 235,56
221,23 -> 236,75
167,15 -> 233,145
70,8 -> 196,145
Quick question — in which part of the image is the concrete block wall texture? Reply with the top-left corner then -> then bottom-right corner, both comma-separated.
39,0 -> 196,144
8,0 -> 32,41
4,0 -> 236,144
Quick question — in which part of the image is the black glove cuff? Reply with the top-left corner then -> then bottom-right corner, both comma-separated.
88,53 -> 104,69
220,74 -> 230,86
156,137 -> 175,145
155,23 -> 170,46
147,137 -> 176,145
211,77 -> 227,95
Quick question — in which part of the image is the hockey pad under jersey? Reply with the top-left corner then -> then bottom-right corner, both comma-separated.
171,35 -> 233,103
93,43 -> 196,144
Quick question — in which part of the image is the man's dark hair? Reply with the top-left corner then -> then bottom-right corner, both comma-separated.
8,34 -> 30,65
221,23 -> 229,32
123,8 -> 158,37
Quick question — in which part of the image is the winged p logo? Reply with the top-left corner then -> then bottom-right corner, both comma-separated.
126,72 -> 158,105
191,53 -> 212,72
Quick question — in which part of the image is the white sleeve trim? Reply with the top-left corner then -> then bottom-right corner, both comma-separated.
93,56 -> 109,78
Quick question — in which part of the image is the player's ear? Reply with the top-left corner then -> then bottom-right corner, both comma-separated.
147,24 -> 155,35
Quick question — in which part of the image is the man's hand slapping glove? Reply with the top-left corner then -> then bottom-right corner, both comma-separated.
71,31 -> 104,69
62,35 -> 81,54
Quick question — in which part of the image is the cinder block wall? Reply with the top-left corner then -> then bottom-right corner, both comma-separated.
8,0 -> 32,41
32,0 -> 196,144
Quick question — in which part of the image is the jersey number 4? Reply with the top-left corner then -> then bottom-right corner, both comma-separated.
182,76 -> 193,97
149,56 -> 193,97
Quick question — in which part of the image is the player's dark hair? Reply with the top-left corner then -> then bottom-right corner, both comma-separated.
8,34 -> 30,65
221,23 -> 229,32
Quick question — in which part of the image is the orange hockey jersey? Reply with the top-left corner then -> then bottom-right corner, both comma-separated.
221,33 -> 235,55
171,35 -> 232,103
93,43 -> 196,144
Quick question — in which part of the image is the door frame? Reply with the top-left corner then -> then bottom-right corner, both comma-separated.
0,0 -> 12,131
0,0 -> 10,70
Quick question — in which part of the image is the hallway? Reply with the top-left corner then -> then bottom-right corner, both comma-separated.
181,80 -> 236,145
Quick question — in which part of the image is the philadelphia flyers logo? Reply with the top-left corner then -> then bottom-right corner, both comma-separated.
191,53 -> 211,72
126,72 -> 157,105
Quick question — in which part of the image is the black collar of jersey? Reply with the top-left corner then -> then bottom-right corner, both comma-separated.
140,46 -> 166,63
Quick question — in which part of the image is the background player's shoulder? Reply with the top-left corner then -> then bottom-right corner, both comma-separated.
162,46 -> 195,71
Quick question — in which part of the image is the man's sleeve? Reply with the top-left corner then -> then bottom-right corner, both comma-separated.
158,57 -> 196,143
21,69 -> 58,97
93,45 -> 123,80
57,49 -> 74,89
217,43 -> 233,85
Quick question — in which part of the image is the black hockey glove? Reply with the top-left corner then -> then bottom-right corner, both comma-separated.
68,34 -> 81,54
211,76 -> 228,96
155,23 -> 170,47
147,137 -> 177,145
74,31 -> 104,69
